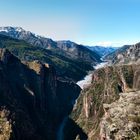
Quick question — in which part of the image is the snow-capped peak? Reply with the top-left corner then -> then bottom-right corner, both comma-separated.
0,26 -> 37,38
1,26 -> 31,33
0,27 -> 10,32
14,27 -> 24,32
0,26 -> 25,33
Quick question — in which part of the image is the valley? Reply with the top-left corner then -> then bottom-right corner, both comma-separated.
77,62 -> 108,89
0,27 -> 139,140
57,61 -> 109,140
65,63 -> 140,140
1,0 -> 140,139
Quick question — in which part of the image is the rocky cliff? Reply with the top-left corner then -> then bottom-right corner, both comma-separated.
100,90 -> 140,140
65,64 -> 140,140
0,49 -> 81,140
105,43 -> 140,64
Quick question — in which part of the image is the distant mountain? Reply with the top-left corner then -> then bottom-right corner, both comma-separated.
0,26 -> 57,49
0,27 -> 102,81
104,43 -> 140,64
0,26 -> 101,65
86,46 -> 118,57
57,40 -> 101,62
0,34 -> 100,82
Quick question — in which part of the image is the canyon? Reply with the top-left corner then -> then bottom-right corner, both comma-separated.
77,62 -> 108,89
0,27 -> 139,140
66,63 -> 140,140
0,48 -> 81,140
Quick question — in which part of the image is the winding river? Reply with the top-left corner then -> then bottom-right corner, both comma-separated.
57,62 -> 108,140
77,62 -> 108,89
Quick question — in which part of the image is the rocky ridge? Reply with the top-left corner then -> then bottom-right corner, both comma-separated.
0,27 -> 101,65
105,43 -> 140,64
0,34 -> 99,81
66,64 -> 140,140
0,48 -> 81,140
100,90 -> 140,140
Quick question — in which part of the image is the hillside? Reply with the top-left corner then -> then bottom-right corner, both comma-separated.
0,48 -> 81,140
105,43 -> 140,64
0,27 -> 101,66
100,90 -> 140,140
0,34 -> 100,81
64,64 -> 140,140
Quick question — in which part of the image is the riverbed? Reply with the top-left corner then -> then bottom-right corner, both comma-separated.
76,62 -> 108,89
57,62 -> 108,140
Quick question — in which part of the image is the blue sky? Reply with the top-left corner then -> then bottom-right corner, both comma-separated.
0,0 -> 140,46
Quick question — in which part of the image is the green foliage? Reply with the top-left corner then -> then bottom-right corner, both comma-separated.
0,35 -> 94,81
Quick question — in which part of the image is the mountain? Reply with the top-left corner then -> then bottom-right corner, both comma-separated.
0,48 -> 81,140
1,26 -> 140,140
57,40 -> 101,63
0,26 -> 57,49
86,46 -> 118,57
0,26 -> 101,65
64,64 -> 140,140
104,43 -> 140,64
0,34 -> 100,81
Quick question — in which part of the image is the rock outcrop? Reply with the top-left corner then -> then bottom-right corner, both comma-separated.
100,91 -> 140,140
67,64 -> 140,140
0,49 -> 81,140
105,43 -> 140,64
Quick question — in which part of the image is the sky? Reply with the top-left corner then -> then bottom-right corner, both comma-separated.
0,0 -> 140,47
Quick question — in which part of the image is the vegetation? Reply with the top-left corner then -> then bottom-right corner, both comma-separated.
67,64 -> 140,140
0,35 -> 94,81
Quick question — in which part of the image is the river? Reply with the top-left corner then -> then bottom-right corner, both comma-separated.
76,62 -> 108,89
57,117 -> 68,140
57,62 -> 108,140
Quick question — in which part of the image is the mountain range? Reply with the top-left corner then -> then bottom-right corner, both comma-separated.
86,45 -> 118,57
0,27 -> 101,62
0,26 -> 140,140
0,27 -> 103,81
105,43 -> 140,64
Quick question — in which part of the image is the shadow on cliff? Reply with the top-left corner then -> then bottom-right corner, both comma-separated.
64,118 -> 88,140
0,50 -> 59,140
0,49 -> 85,140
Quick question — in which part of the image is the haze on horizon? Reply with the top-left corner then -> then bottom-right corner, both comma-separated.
0,0 -> 140,47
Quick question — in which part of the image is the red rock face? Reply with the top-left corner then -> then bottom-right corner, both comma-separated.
0,49 -> 81,140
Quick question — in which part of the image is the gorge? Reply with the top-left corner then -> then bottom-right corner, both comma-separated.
77,62 -> 108,89
0,48 -> 81,140
57,61 -> 109,140
0,28 -> 139,140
